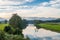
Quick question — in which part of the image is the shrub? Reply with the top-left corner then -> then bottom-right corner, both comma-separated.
4,26 -> 14,34
0,31 -> 5,40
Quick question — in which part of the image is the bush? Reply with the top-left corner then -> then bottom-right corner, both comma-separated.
4,26 -> 11,32
4,26 -> 14,34
0,31 -> 29,40
4,26 -> 23,36
0,31 -> 5,40
13,29 -> 23,36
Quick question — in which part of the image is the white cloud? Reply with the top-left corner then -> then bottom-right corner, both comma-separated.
0,0 -> 60,19
8,0 -> 33,2
49,0 -> 60,8
0,0 -> 20,5
40,0 -> 60,8
26,0 -> 34,2
13,6 -> 60,18
0,5 -> 33,13
0,0 -> 34,13
0,6 -> 60,19
0,0 -> 34,5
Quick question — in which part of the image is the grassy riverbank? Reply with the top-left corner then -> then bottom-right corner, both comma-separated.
36,23 -> 60,33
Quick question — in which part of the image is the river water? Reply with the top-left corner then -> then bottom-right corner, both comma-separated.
23,24 -> 60,40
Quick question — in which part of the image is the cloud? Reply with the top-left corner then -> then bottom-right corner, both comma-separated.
0,0 -> 34,13
0,5 -> 33,13
0,0 -> 20,5
15,6 -> 60,18
0,0 -> 34,6
0,0 -> 60,19
9,0 -> 33,2
40,0 -> 60,8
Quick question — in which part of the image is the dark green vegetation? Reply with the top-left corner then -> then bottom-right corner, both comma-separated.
0,14 -> 29,40
35,19 -> 60,33
9,14 -> 27,30
0,31 -> 29,40
8,14 -> 27,35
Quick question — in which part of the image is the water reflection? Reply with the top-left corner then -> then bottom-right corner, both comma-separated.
44,37 -> 53,40
23,24 -> 60,40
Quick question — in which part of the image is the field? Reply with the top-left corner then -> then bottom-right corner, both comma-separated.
0,24 -> 8,31
36,23 -> 60,32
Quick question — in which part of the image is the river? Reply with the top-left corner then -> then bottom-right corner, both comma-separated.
23,24 -> 60,40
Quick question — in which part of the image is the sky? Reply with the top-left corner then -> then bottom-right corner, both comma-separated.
0,0 -> 60,19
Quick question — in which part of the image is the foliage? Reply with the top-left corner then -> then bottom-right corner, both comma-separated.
4,20 -> 8,24
4,26 -> 14,34
4,26 -> 11,32
0,31 -> 29,40
9,14 -> 28,35
0,31 -> 5,40
9,14 -> 22,29
21,19 -> 28,29
9,14 -> 27,30
13,29 -> 23,36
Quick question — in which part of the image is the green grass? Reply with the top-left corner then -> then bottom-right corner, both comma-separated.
0,24 -> 8,31
36,23 -> 60,32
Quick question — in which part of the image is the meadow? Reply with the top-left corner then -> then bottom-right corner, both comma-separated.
0,24 -> 8,31
36,23 -> 60,32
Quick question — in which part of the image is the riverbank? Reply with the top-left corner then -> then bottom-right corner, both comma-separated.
35,23 -> 60,33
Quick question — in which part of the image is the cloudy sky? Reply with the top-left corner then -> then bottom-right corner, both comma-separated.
0,0 -> 60,19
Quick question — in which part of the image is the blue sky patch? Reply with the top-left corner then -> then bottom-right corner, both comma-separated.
22,0 -> 51,6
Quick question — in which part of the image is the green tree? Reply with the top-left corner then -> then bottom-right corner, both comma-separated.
21,19 -> 28,29
5,20 -> 8,24
9,14 -> 28,35
9,14 -> 22,30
